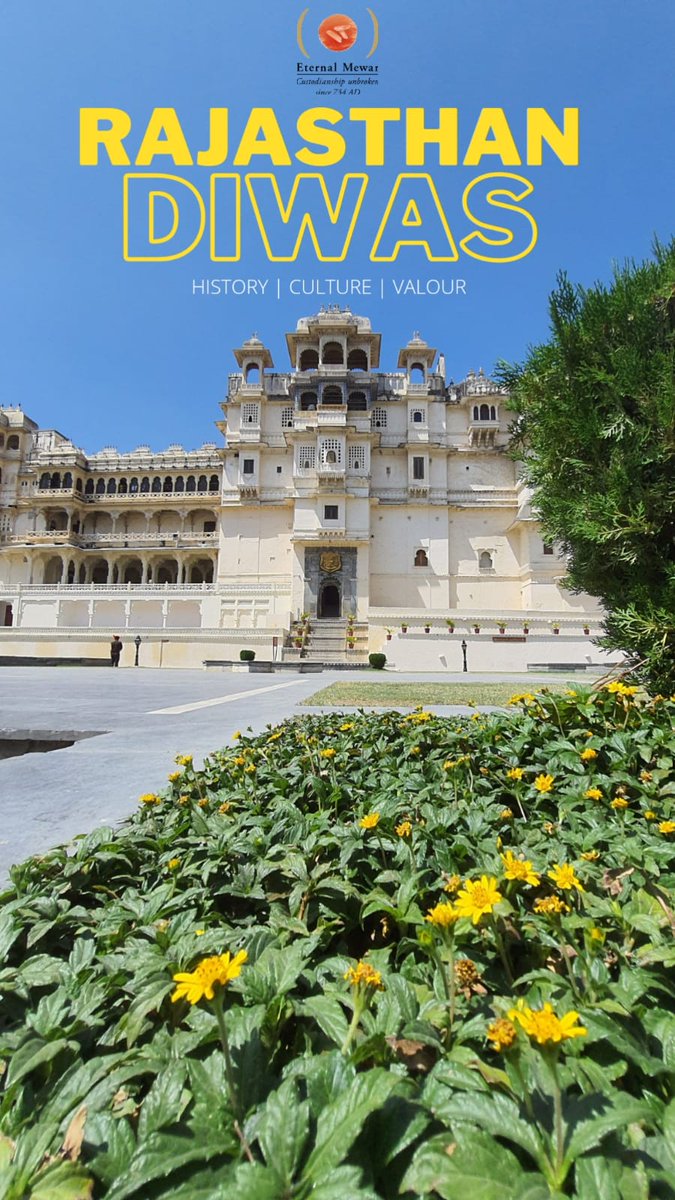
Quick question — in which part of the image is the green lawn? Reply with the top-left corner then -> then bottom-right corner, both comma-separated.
301,681 -> 578,707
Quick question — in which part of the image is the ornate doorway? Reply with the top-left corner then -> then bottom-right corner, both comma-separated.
318,582 -> 341,619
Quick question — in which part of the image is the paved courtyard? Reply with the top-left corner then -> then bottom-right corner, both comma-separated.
0,666 -> 584,879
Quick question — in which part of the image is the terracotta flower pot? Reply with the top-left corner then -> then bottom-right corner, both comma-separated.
401,625 -> 408,633
424,626 -> 430,633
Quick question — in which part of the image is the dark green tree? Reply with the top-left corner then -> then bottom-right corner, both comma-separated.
501,241 -> 675,691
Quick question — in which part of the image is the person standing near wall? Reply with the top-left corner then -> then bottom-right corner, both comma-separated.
110,634 -> 123,667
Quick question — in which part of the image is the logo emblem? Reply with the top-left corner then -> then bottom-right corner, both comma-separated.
318,13 -> 358,51
320,551 -> 342,573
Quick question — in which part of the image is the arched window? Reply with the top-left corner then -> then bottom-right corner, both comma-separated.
118,477 -> 127,493
347,391 -> 367,411
322,341 -> 343,365
84,478 -> 94,495
50,472 -> 61,488
479,403 -> 490,420
123,560 -> 142,584
95,478 -> 105,494
299,348 -> 319,371
322,385 -> 343,406
151,476 -> 162,493
412,410 -> 424,424
174,475 -> 184,492
300,392 -> 317,411
410,362 -> 425,382
129,477 -> 139,493
303,459 -> 311,470
209,474 -> 219,491
63,472 -> 73,489
39,472 -> 51,489
473,406 -> 479,420
7,435 -> 20,450
198,474 -> 208,491
479,550 -> 493,571
186,475 -> 196,492
0,434 -> 4,447
107,478 -> 116,494
325,449 -> 337,464
347,348 -> 368,371
490,405 -> 496,420
140,477 -> 150,493
244,362 -> 260,383
75,477 -> 83,492
414,549 -> 429,567
163,477 -> 173,492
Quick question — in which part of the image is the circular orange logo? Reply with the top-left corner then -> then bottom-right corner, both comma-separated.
318,14 -> 358,52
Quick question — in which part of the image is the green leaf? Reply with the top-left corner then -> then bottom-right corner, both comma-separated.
103,1131 -> 233,1200
137,1063 -> 189,1139
222,1163 -> 288,1200
302,1068 -> 399,1182
424,1086 -> 546,1169
302,1164 -> 379,1199
401,1131 -> 547,1200
28,1161 -> 94,1200
256,1079 -> 309,1181
6,1037 -> 74,1088
564,1100 -> 654,1165
301,995 -> 350,1047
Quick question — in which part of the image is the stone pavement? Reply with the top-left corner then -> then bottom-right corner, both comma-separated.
0,666 -> 588,880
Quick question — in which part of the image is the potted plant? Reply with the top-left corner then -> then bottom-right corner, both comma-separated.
385,627 -> 393,641
473,622 -> 481,634
583,624 -> 590,635
445,619 -> 455,632
294,637 -> 303,648
523,621 -> 530,634
551,622 -> 560,635
401,622 -> 408,633
424,623 -> 431,634
498,621 -> 507,635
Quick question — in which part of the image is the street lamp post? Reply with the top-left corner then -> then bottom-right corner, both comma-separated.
461,639 -> 468,673
134,635 -> 141,667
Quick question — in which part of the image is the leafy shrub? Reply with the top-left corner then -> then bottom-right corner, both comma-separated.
239,649 -> 255,662
0,686 -> 673,1197
369,652 -> 387,670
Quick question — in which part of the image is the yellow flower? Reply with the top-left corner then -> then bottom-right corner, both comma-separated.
500,808 -> 514,821
610,796 -> 629,810
589,927 -> 605,942
659,820 -> 675,835
501,850 -> 540,887
584,787 -> 603,800
175,754 -> 193,767
172,950 -> 248,1005
197,798 -> 209,808
319,748 -> 336,758
195,929 -> 205,936
233,756 -> 246,767
410,745 -> 421,754
395,820 -> 413,838
168,857 -> 181,871
508,693 -> 537,706
140,793 -> 161,805
644,810 -> 658,821
506,767 -> 524,781
232,730 -> 241,740
167,770 -> 182,783
177,795 -> 189,806
534,774 -> 555,793
605,681 -> 638,697
471,712 -> 481,721
580,748 -> 597,761
443,759 -> 457,770
360,812 -> 380,829
534,895 -> 570,916
509,1001 -> 587,1046
487,1017 -> 517,1052
543,821 -> 557,835
454,876 -> 503,925
244,764 -> 256,774
548,863 -> 584,892
340,722 -> 354,731
344,960 -> 384,990
639,770 -> 653,783
425,901 -> 460,927
218,801 -> 231,814
443,874 -> 461,895
580,849 -> 600,861
267,731 -> 282,742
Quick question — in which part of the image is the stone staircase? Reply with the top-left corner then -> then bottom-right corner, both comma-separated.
283,618 -> 370,665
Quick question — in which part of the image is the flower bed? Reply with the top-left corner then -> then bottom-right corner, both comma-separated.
1,687 -> 674,1198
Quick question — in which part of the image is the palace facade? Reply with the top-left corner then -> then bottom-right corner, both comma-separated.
0,308 -> 616,670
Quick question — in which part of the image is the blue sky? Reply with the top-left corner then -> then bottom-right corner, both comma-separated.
1,0 -> 673,452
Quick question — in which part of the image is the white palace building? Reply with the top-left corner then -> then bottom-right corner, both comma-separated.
0,308 -> 619,671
